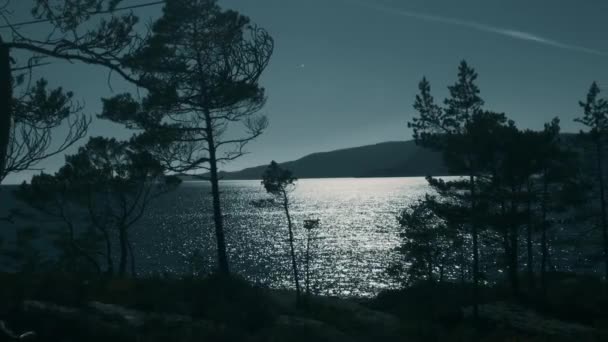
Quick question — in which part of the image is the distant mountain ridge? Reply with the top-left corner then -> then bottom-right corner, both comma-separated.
180,140 -> 449,180
179,133 -> 584,181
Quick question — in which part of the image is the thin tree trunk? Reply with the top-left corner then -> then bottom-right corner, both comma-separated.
526,180 -> 535,292
128,238 -> 136,278
100,226 -> 114,275
305,231 -> 311,296
62,213 -> 101,275
205,110 -> 229,275
460,241 -> 466,284
87,190 -> 113,275
540,171 -> 549,298
118,226 -> 128,276
500,200 -> 511,285
509,186 -> 519,295
283,192 -> 301,302
509,226 -> 519,294
595,141 -> 608,282
457,224 -> 466,284
0,37 -> 12,182
427,250 -> 434,282
470,173 -> 479,321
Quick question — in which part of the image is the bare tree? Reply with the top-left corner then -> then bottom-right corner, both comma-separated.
100,0 -> 274,275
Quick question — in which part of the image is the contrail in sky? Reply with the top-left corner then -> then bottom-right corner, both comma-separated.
343,0 -> 607,57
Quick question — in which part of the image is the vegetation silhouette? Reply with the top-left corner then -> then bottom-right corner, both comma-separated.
389,195 -> 462,285
14,137 -> 180,277
404,61 -> 608,333
576,82 -> 608,282
261,161 -> 302,304
303,218 -> 321,297
0,0 -> 152,188
1,1 -> 608,341
408,60 -> 498,320
100,0 -> 274,275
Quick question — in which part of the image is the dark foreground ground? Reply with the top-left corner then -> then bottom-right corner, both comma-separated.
0,272 -> 607,341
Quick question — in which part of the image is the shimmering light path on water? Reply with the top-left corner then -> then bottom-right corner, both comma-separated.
135,177 -> 430,297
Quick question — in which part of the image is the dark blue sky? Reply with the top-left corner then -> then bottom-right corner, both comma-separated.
3,0 -> 608,183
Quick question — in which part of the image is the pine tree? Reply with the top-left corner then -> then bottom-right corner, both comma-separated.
262,161 -> 301,303
100,0 -> 274,275
0,0 -> 146,184
409,60 -> 510,319
575,82 -> 608,281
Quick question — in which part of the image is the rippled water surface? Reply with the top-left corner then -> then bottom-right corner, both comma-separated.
134,177 -> 429,297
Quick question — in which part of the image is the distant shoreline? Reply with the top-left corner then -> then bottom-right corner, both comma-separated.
176,174 -> 453,182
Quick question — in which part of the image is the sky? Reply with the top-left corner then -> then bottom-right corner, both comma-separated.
3,0 -> 608,184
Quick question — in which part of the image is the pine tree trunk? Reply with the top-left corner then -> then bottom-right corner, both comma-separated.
509,187 -> 519,295
118,226 -> 128,276
540,169 -> 549,297
0,37 -> 12,182
460,241 -> 466,284
100,227 -> 114,275
500,200 -> 512,286
128,238 -> 136,278
595,140 -> 608,282
427,252 -> 434,282
526,181 -> 535,292
509,226 -> 519,294
283,192 -> 301,302
470,173 -> 479,321
205,111 -> 229,275
305,231 -> 311,296
63,215 -> 102,275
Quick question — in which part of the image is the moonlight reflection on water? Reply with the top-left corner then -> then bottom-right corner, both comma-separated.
135,177 -> 430,297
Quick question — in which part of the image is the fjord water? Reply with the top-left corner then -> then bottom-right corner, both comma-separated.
1,176 -> 593,296
134,177 -> 430,297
